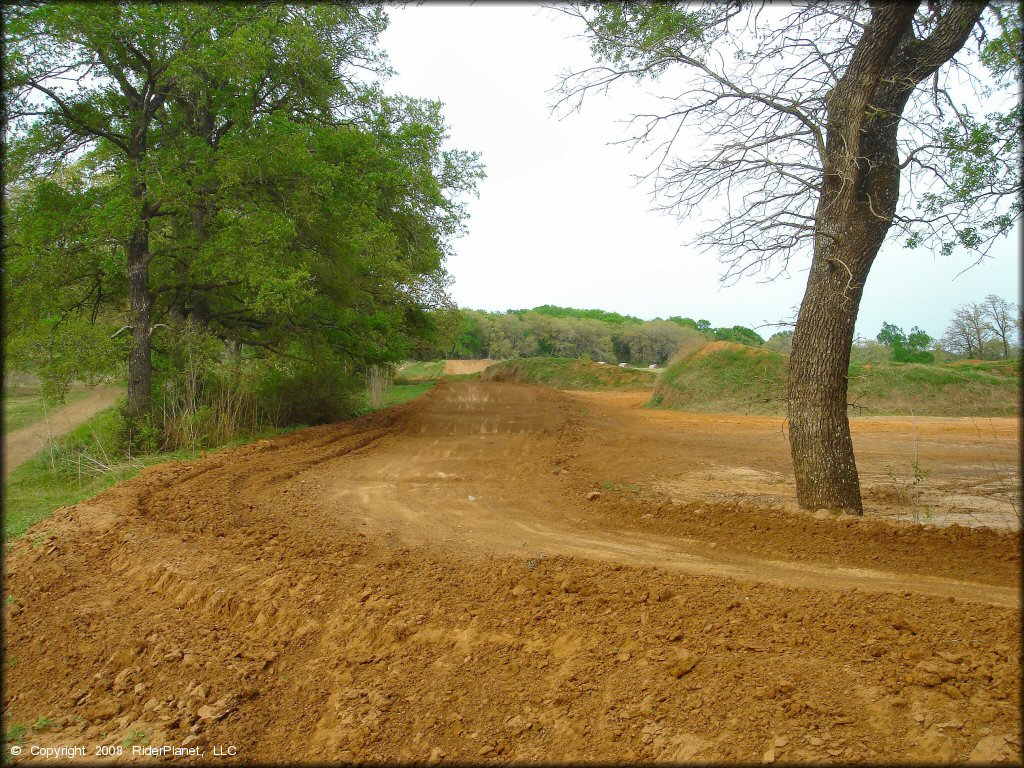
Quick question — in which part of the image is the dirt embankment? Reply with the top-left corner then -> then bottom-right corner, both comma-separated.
3,386 -> 122,476
3,382 -> 1020,764
443,359 -> 496,375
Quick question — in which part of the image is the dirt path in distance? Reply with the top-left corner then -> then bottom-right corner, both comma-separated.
443,359 -> 496,375
4,382 -> 1020,764
3,386 -> 122,477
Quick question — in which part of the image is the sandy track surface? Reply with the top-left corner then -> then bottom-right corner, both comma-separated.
3,386 -> 123,476
443,358 -> 496,375
4,382 -> 1020,764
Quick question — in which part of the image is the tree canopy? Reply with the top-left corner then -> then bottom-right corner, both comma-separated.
557,2 -> 1020,278
4,4 -> 483,423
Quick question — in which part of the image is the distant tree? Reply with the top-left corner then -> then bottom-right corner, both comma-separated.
765,330 -> 794,355
981,294 -> 1020,359
850,339 -> 891,365
712,325 -> 764,347
876,323 -> 935,363
527,305 -> 643,325
942,304 -> 993,359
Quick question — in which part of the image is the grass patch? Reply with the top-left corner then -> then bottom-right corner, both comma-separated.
652,343 -> 786,414
3,387 -> 93,433
651,342 -> 1020,416
4,404 -> 173,541
480,357 -> 656,390
395,360 -> 446,382
356,382 -> 437,414
4,383 -> 438,542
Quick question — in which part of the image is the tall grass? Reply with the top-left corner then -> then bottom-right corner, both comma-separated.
158,371 -> 265,452
366,364 -> 394,408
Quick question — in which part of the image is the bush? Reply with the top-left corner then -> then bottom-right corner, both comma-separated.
256,357 -> 363,426
112,402 -> 161,455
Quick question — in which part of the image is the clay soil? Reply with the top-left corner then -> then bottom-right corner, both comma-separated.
443,359 -> 496,375
3,381 -> 1021,764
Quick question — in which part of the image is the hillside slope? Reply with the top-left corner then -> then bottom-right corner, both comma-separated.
652,343 -> 1020,417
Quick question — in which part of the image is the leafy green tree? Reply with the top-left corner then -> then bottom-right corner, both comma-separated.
876,323 -> 934,364
524,305 -> 643,325
712,325 -> 764,347
5,4 -> 482,426
557,2 -> 1020,513
765,331 -> 794,355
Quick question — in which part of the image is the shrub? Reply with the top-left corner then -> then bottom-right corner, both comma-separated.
256,356 -> 363,427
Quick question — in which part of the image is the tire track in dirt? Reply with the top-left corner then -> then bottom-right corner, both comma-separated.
4,381 -> 1020,764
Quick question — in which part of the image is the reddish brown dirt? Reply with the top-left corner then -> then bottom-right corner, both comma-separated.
3,386 -> 122,476
3,381 -> 1021,764
443,359 -> 496,375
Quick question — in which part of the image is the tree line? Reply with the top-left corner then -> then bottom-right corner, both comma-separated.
413,306 -> 767,367
414,296 -> 1020,370
4,5 -> 482,446
866,294 -> 1020,364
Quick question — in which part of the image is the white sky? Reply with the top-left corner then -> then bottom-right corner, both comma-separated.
379,3 -> 1020,340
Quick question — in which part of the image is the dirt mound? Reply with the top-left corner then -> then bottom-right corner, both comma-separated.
443,359 -> 496,375
481,357 -> 655,390
691,340 -> 766,358
4,382 -> 1020,763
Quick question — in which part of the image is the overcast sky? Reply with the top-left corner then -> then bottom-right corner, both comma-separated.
379,3 -> 1020,340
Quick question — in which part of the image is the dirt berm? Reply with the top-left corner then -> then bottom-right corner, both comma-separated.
4,382 -> 1020,763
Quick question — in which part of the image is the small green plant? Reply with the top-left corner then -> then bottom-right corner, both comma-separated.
886,460 -> 932,523
4,656 -> 17,669
32,716 -> 55,732
123,729 -> 149,748
600,480 -> 617,491
30,531 -> 53,548
3,723 -> 27,760
4,596 -> 16,607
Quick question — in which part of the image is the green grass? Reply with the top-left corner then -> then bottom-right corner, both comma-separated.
847,360 -> 1020,416
355,382 -> 437,414
3,382 -> 438,542
3,388 -> 93,433
480,357 -> 656,390
4,404 -> 164,541
394,360 -> 446,382
384,381 -> 437,406
651,343 -> 1020,417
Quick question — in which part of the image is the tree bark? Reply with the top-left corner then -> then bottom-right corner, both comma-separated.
788,1 -> 987,513
788,5 -> 914,514
126,228 -> 154,416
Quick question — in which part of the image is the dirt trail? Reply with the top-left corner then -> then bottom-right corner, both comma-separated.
3,386 -> 122,476
443,358 -> 496,375
4,382 -> 1020,764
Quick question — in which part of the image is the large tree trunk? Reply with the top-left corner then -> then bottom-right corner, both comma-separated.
787,1 -> 986,514
126,228 -> 154,416
788,214 -> 883,513
787,4 -> 915,514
